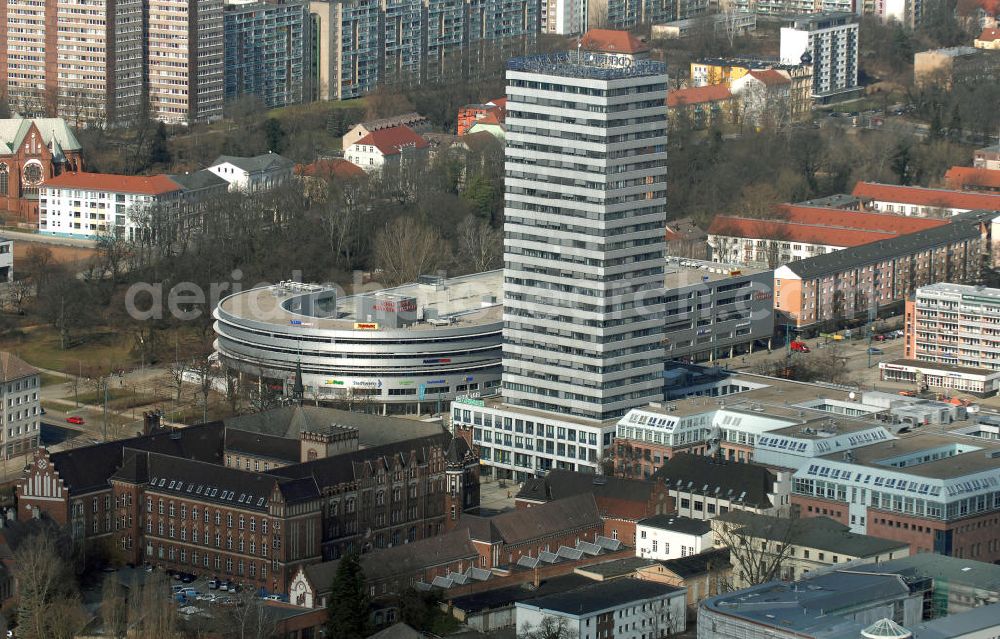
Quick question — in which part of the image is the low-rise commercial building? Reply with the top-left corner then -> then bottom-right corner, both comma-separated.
711,512 -> 909,585
516,578 -> 686,639
867,553 -> 1000,615
636,515 -> 712,560
707,205 -> 947,269
975,27 -> 1000,49
772,211 -> 989,330
215,271 -> 502,415
661,258 -> 774,364
698,571 -> 925,639
653,454 -> 787,519
853,181 -> 1000,217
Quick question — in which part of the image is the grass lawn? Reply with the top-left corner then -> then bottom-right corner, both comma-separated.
39,371 -> 70,388
0,326 -> 133,374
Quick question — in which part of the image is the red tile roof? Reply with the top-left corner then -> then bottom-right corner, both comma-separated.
708,206 -> 949,247
42,172 -> 183,195
944,166 -> 1000,190
581,29 -> 650,54
295,158 -> 366,179
977,27 -> 1000,41
852,182 -> 1000,210
667,84 -> 732,107
351,125 -> 429,156
747,69 -> 791,86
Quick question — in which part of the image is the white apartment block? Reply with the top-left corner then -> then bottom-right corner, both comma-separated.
780,12 -> 858,100
636,515 -> 713,561
541,0 -> 585,34
147,0 -> 224,124
39,173 -> 183,240
0,353 -> 41,459
907,283 -> 1000,372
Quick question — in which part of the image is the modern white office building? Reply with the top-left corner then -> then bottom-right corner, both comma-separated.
450,51 -> 669,481
780,12 -> 859,102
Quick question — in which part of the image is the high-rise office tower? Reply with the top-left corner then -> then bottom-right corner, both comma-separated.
502,51 -> 669,422
448,51 -> 668,480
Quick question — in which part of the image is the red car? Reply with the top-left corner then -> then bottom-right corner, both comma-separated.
67,416 -> 85,425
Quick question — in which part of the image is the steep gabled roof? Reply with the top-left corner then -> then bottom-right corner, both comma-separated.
852,181 -> 1000,210
667,84 -> 732,107
52,422 -> 226,496
653,453 -> 776,509
0,118 -> 82,154
351,125 -> 429,156
976,27 -> 1000,41
747,69 -> 791,86
305,528 -> 479,595
581,29 -> 650,54
468,493 -> 602,545
294,158 -> 366,179
943,166 -> 1000,190
516,469 -> 657,520
0,352 -> 39,382
777,211 -> 991,281
42,172 -> 183,196
707,207 -> 948,248
656,547 -> 731,579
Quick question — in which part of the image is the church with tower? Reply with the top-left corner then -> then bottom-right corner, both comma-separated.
0,118 -> 84,226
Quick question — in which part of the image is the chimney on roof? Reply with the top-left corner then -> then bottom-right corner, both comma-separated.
143,411 -> 162,436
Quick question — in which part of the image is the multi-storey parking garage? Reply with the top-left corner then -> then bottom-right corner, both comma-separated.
213,271 -> 502,414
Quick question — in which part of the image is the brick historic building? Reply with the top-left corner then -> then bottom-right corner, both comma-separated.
0,118 -> 83,225
17,407 -> 478,594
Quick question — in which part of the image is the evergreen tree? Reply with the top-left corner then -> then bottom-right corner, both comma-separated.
263,118 -> 285,154
149,122 -> 171,166
325,554 -> 371,639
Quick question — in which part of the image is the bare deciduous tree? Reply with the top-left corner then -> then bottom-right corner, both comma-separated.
12,528 -> 79,639
456,215 -> 502,273
101,574 -> 129,639
373,218 -> 444,287
520,617 -> 578,639
712,512 -> 804,589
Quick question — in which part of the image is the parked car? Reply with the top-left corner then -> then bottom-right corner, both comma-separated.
208,579 -> 220,590
178,588 -> 200,598
873,334 -> 887,342
790,340 -> 810,353
262,594 -> 284,602
180,573 -> 195,583
66,416 -> 85,425
868,347 -> 883,355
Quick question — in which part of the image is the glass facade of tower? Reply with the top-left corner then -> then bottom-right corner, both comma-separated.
502,52 -> 669,422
